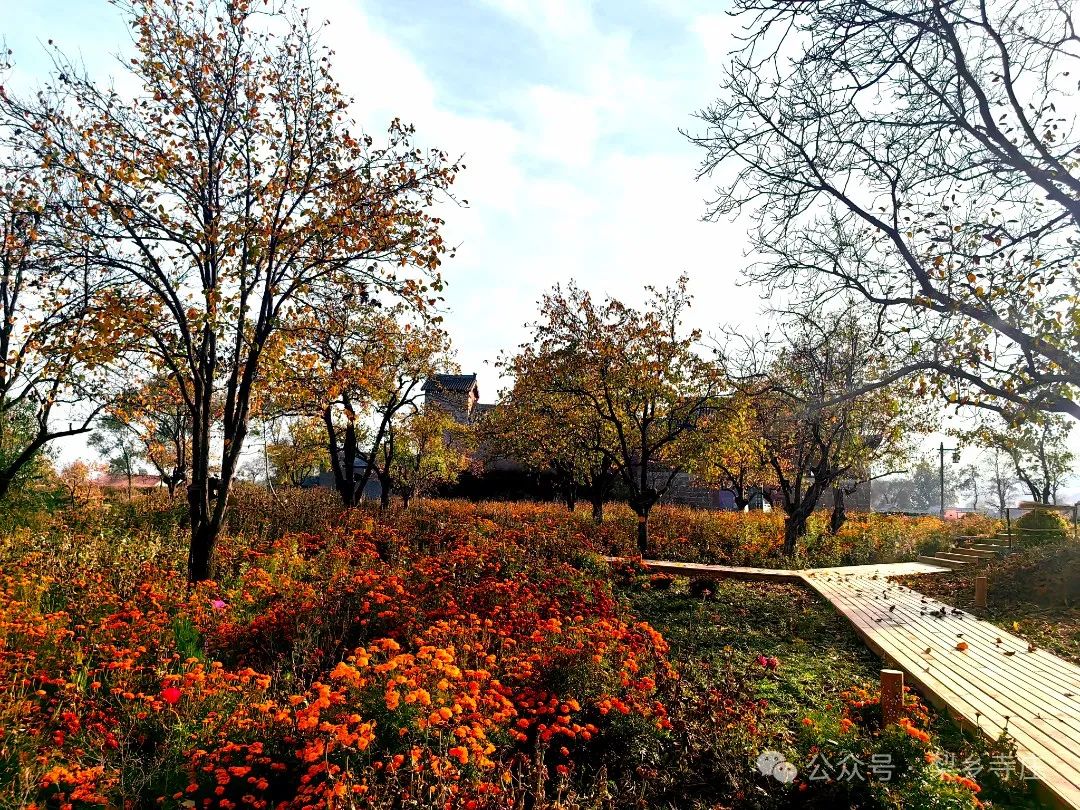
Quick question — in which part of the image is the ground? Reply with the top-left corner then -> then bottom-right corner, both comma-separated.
0,491 -> 1047,808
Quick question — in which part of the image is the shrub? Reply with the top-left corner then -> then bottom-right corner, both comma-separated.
1014,507 -> 1071,546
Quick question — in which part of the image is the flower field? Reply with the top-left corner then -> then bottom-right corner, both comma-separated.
0,491 -> 1018,808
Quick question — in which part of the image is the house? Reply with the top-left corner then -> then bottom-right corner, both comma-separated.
421,373 -> 492,423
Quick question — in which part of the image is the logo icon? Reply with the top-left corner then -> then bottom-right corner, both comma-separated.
756,750 -> 798,783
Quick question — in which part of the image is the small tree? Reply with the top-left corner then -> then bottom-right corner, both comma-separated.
971,414 -> 1074,505
265,417 -> 325,488
57,460 -> 100,508
744,311 -> 914,553
88,413 -> 144,498
485,361 -> 618,521
986,450 -> 1020,518
392,405 -> 473,508
513,276 -> 727,553
681,390 -> 773,511
107,376 -> 191,497
278,297 -> 453,507
956,463 -> 982,512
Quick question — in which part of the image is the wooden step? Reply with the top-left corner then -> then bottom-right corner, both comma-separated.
950,546 -> 999,559
967,542 -> 1010,553
917,555 -> 972,569
935,551 -> 989,565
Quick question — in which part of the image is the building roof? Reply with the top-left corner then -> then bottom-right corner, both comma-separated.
95,474 -> 164,490
422,373 -> 477,394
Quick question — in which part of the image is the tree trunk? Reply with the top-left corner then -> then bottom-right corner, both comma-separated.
187,478 -> 218,582
830,487 -> 847,534
635,511 -> 649,555
378,473 -> 392,509
591,497 -> 604,524
564,487 -> 577,512
783,510 -> 808,556
188,515 -> 217,582
401,490 -> 412,509
0,472 -> 12,502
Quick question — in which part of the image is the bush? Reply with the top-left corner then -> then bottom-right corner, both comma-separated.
1014,507 -> 1071,546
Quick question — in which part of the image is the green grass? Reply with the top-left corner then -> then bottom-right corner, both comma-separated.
629,579 -> 880,723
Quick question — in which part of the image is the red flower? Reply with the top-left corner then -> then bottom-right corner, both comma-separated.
161,686 -> 182,705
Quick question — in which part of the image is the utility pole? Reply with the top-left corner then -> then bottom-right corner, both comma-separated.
939,442 -> 960,518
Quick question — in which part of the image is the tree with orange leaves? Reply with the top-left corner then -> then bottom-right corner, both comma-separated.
511,276 -> 728,553
1,0 -> 459,579
102,374 -> 191,496
275,287 -> 454,508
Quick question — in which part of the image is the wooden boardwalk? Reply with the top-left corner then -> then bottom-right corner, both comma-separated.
622,557 -> 1080,809
803,567 -> 1080,810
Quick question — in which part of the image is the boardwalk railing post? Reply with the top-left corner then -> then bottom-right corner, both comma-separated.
975,576 -> 988,608
880,669 -> 904,726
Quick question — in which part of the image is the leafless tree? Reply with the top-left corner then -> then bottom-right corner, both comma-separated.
691,0 -> 1080,421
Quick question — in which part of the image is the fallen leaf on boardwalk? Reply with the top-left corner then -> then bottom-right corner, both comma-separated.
1003,651 -> 1016,656
1028,643 -> 1037,652
995,638 -> 1002,644
956,642 -> 969,651
924,647 -> 932,654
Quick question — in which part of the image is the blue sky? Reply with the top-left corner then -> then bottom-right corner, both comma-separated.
4,0 -> 759,401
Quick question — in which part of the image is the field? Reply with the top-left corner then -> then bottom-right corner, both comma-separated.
0,491 -> 1036,809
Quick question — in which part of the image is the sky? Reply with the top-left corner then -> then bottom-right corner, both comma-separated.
4,0 -> 759,399
3,0 -> 1077,501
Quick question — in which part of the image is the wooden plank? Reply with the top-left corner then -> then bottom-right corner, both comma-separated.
808,583 -> 1080,809
602,557 -> 802,582
803,571 -> 1080,809
808,575 -> 1080,734
815,582 -> 1080,752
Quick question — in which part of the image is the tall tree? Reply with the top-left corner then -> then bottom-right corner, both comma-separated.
970,414 -> 1074,504
2,0 -> 458,579
691,0 -> 1080,421
513,276 -> 727,553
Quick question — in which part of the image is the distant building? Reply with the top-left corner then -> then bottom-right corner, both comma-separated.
421,373 -> 492,423
93,473 -> 166,492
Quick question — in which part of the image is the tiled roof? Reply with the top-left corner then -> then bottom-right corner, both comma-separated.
95,474 -> 164,489
422,373 -> 477,393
